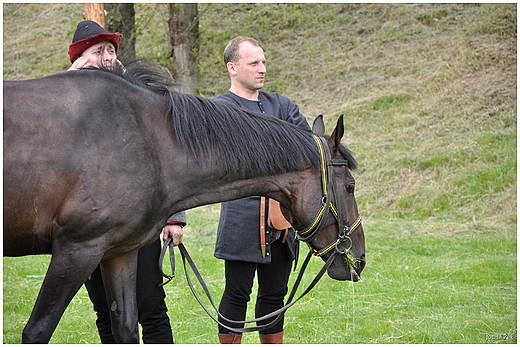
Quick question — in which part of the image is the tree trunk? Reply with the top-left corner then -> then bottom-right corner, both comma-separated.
83,3 -> 106,28
167,4 -> 199,94
106,3 -> 136,62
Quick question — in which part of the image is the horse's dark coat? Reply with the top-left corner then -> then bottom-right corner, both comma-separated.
3,63 -> 364,343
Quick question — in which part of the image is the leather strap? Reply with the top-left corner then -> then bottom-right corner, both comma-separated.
260,197 -> 267,258
158,236 -> 175,287
281,228 -> 288,243
177,242 -> 336,333
158,238 -> 337,333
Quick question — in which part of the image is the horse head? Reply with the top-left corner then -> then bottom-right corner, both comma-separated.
280,115 -> 366,281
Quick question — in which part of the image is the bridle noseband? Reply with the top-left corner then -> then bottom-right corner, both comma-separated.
295,135 -> 362,257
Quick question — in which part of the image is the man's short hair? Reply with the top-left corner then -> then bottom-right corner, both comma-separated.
224,36 -> 261,65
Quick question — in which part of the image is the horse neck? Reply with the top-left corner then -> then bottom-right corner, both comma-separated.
168,166 -> 310,213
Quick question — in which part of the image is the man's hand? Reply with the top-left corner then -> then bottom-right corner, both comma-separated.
163,224 -> 183,246
68,56 -> 91,71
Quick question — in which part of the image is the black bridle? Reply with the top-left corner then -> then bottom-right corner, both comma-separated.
296,135 -> 362,257
159,134 -> 363,333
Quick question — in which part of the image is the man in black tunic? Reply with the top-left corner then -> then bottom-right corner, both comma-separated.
213,36 -> 310,344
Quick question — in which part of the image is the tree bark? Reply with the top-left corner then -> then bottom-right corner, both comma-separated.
83,3 -> 106,28
167,4 -> 200,94
106,3 -> 136,62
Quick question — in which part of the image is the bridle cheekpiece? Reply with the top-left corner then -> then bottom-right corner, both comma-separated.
295,135 -> 362,257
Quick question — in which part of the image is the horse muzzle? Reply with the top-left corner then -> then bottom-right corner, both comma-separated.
326,251 -> 366,281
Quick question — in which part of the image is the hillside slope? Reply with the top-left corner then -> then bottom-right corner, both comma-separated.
3,3 -> 516,231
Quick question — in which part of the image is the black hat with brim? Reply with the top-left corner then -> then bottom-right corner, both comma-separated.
68,20 -> 122,63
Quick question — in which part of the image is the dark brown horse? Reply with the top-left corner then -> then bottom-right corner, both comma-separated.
3,64 -> 365,343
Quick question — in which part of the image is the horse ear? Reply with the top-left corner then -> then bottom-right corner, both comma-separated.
312,115 -> 325,134
329,115 -> 345,151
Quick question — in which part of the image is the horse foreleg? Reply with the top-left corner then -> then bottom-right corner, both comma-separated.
99,250 -> 139,343
22,248 -> 101,343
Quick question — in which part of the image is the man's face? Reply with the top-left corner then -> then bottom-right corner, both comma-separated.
81,40 -> 117,69
231,41 -> 267,91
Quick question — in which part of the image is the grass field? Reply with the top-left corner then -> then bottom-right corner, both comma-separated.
3,212 -> 516,344
3,3 -> 516,344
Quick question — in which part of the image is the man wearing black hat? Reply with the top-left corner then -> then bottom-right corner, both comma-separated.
67,20 -> 185,344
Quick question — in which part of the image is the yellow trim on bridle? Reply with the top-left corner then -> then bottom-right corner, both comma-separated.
347,214 -> 363,235
296,135 -> 328,238
314,135 -> 328,195
309,214 -> 363,257
296,135 -> 362,257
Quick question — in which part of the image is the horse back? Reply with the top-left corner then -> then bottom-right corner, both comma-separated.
3,71 -> 172,256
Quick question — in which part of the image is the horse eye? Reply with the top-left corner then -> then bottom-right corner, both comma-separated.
346,185 -> 355,194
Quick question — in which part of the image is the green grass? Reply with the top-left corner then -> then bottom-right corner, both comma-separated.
3,3 -> 516,344
4,212 -> 516,344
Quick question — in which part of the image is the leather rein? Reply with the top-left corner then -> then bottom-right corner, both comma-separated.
158,135 -> 362,333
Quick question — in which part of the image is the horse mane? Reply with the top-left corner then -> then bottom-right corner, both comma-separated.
170,93 -> 325,178
104,61 -> 356,178
110,59 -> 176,96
